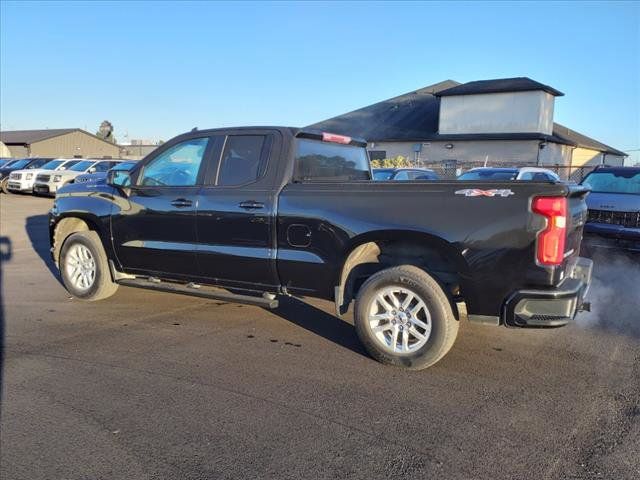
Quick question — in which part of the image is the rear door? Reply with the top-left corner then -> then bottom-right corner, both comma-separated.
111,136 -> 212,277
195,130 -> 281,290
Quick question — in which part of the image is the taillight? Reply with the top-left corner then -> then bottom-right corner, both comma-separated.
322,132 -> 351,144
532,196 -> 567,266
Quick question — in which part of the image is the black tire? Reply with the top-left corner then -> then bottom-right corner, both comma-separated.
59,231 -> 119,301
354,265 -> 459,370
1,178 -> 9,194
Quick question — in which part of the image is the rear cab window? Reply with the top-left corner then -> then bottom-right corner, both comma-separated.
294,138 -> 371,182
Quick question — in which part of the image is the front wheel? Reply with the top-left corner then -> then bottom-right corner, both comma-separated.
0,178 -> 9,194
59,231 -> 119,301
354,265 -> 459,370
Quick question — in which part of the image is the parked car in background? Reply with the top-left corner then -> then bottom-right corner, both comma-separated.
74,160 -> 137,184
33,159 -> 122,196
373,168 -> 440,181
0,157 -> 54,193
457,167 -> 560,182
7,158 -> 82,194
580,166 -> 640,252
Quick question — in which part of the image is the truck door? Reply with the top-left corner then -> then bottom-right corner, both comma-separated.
195,130 -> 281,290
111,136 -> 213,277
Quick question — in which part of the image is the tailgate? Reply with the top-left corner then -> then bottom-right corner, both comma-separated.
564,185 -> 590,262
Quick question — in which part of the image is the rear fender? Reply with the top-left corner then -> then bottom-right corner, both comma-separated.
335,230 -> 470,315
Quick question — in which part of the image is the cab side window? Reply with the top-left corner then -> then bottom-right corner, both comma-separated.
140,138 -> 209,187
217,135 -> 269,186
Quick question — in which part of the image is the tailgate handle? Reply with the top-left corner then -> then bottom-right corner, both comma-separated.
239,200 -> 264,210
171,198 -> 193,208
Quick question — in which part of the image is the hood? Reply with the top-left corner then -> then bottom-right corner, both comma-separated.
75,172 -> 107,183
586,191 -> 640,212
12,168 -> 48,176
54,169 -> 84,179
57,178 -> 116,196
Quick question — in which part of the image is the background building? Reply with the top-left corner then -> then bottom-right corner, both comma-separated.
309,77 -> 627,179
0,128 -> 121,158
119,140 -> 159,160
0,141 -> 11,157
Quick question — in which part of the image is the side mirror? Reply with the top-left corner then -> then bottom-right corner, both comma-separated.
107,170 -> 132,196
88,167 -> 97,173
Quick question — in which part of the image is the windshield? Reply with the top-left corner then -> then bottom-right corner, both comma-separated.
26,158 -> 50,169
582,171 -> 640,195
61,160 -> 81,169
40,159 -> 66,170
458,170 -> 518,180
373,169 -> 395,180
69,160 -> 95,172
5,159 -> 30,169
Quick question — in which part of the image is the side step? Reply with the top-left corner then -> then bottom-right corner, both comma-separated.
117,278 -> 279,309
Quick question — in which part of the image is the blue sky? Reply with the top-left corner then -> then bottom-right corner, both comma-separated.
1,1 -> 639,163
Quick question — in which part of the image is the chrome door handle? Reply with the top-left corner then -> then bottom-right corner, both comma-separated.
239,201 -> 264,209
171,198 -> 193,208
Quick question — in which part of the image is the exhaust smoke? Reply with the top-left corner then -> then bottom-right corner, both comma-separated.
577,246 -> 640,340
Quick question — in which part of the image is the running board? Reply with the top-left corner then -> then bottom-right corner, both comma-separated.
117,278 -> 279,309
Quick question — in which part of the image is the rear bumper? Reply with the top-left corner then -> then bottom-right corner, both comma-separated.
503,257 -> 593,328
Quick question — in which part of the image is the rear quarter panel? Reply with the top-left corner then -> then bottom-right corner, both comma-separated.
277,180 -> 569,317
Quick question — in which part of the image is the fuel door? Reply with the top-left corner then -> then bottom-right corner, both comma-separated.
287,224 -> 312,247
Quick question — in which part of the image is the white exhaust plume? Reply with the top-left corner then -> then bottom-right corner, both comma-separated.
577,246 -> 640,339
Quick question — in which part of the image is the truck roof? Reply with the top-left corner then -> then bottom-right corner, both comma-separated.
176,126 -> 368,147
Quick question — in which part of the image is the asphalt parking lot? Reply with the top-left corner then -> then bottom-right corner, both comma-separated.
1,194 -> 638,480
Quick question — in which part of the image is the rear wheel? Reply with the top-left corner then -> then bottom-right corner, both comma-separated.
354,265 -> 459,370
59,231 -> 118,301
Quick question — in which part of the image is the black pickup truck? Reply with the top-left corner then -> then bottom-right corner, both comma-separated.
49,127 -> 593,369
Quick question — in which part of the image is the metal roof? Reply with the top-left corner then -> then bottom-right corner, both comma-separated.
435,77 -> 564,97
307,80 -> 459,142
552,123 -> 627,157
308,79 -> 626,156
0,129 -> 79,145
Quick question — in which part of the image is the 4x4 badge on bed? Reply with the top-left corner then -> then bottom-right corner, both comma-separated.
455,189 -> 515,198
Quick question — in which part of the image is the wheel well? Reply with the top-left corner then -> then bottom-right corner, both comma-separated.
336,239 -> 465,316
52,217 -> 95,266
